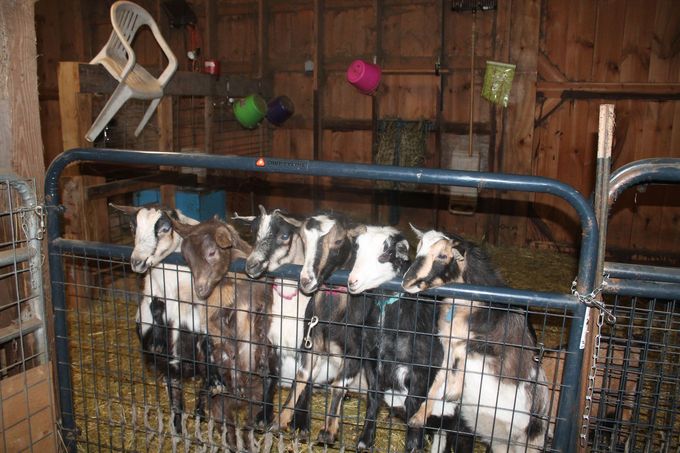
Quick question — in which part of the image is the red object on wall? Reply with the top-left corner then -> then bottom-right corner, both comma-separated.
204,59 -> 220,76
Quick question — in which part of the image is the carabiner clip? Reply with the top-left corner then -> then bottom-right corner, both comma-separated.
303,316 -> 319,349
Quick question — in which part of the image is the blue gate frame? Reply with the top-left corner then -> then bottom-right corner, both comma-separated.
45,148 -> 599,452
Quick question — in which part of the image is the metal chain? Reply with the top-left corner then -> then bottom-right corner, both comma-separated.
571,276 -> 616,324
580,306 -> 605,447
572,274 -> 614,448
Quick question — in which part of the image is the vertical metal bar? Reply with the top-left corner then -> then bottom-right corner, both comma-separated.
46,209 -> 76,451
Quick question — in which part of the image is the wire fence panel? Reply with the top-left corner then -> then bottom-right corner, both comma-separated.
0,175 -> 54,451
46,149 -> 600,452
586,158 -> 680,452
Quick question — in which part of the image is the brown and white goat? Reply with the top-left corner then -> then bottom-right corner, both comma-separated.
172,217 -> 276,448
402,226 -> 550,453
110,204 -> 204,433
272,213 -> 376,445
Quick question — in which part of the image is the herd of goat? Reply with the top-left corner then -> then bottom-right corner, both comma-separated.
110,203 -> 556,453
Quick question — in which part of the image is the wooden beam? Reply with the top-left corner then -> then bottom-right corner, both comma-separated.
537,81 -> 680,99
537,52 -> 567,82
76,64 -> 268,98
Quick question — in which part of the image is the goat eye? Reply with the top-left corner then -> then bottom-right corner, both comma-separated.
334,239 -> 343,246
158,225 -> 171,234
437,253 -> 447,260
207,249 -> 217,259
279,232 -> 290,241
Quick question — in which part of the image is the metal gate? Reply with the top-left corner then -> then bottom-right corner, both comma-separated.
45,148 -> 599,452
586,159 -> 680,452
0,174 -> 53,451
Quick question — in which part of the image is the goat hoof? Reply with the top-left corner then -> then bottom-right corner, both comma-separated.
356,440 -> 372,451
317,429 -> 337,445
254,408 -> 271,428
294,428 -> 310,442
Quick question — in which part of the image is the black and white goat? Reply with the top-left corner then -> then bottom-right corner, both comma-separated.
272,213 -> 376,445
238,205 -> 311,387
347,225 -> 474,453
110,204 -> 205,432
402,226 -> 550,452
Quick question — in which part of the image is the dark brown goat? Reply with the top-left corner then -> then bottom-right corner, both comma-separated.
172,217 -> 275,449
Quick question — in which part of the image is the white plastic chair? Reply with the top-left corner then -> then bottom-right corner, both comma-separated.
86,1 -> 178,142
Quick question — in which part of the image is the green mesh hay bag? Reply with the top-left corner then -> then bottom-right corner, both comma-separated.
482,61 -> 516,107
374,120 -> 430,191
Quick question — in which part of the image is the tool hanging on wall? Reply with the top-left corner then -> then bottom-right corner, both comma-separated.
451,0 -> 498,156
446,0 -> 497,215
162,0 -> 202,71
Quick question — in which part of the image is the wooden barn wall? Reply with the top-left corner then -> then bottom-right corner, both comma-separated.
36,0 -> 680,258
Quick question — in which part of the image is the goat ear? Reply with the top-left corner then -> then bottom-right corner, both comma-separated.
347,224 -> 367,239
109,203 -> 141,217
409,223 -> 425,239
451,244 -> 465,263
215,225 -> 234,249
395,238 -> 410,260
278,213 -> 303,228
170,218 -> 194,238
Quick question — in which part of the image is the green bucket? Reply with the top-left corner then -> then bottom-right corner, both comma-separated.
233,94 -> 267,129
482,61 -> 516,107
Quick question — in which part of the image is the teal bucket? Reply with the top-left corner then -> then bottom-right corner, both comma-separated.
233,94 -> 267,129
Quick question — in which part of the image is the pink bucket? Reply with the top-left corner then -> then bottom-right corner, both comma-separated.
346,59 -> 381,95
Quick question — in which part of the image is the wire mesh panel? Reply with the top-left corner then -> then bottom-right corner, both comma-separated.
586,158 -> 680,452
587,294 -> 679,452
46,149 -> 600,452
0,175 -> 54,451
50,247 -> 576,452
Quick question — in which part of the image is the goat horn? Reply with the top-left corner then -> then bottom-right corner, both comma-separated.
231,212 -> 256,222
258,204 -> 267,216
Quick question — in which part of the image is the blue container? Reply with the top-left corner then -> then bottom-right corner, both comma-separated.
175,188 -> 227,221
132,188 -> 161,206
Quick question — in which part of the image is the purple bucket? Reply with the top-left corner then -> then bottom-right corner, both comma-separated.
266,96 -> 295,126
346,59 -> 382,95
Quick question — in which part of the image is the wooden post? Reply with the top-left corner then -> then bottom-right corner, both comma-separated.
204,0 -> 217,154
0,1 -> 56,450
577,104 -> 615,452
58,62 -> 109,316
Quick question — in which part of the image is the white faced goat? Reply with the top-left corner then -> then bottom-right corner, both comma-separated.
110,204 -> 205,433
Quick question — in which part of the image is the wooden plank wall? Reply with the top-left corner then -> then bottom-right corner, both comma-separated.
38,0 -> 680,258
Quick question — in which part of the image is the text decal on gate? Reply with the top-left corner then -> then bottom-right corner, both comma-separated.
260,158 -> 310,172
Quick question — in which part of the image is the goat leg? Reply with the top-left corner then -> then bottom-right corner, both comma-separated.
255,345 -> 279,427
403,395 -> 427,452
271,350 -> 315,432
317,386 -> 345,445
356,364 -> 380,451
166,373 -> 184,434
290,381 -> 312,437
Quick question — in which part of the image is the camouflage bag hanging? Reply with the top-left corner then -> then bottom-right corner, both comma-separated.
374,119 -> 430,191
